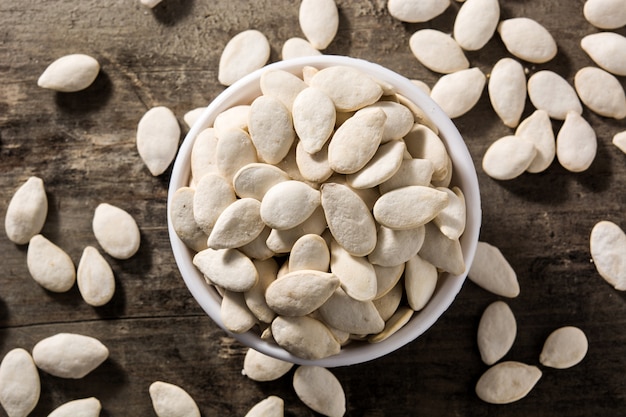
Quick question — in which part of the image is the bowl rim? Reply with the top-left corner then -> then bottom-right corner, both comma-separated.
167,55 -> 482,367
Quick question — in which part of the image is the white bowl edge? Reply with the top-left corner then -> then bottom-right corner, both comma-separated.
167,55 -> 482,367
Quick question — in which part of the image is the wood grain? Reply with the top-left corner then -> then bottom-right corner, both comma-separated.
1,0 -> 626,415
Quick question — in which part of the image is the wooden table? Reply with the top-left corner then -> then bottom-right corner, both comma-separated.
1,0 -> 625,415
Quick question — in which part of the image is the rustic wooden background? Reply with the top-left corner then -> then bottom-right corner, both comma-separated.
1,0 -> 626,415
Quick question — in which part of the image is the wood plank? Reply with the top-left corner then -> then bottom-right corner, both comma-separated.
1,0 -> 625,415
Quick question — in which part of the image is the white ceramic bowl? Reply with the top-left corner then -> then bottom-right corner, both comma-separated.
167,55 -> 481,367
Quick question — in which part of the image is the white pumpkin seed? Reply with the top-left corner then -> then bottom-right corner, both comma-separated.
213,105 -> 250,137
218,30 -> 270,86
221,290 -> 257,333
419,222 -> 465,275
583,0 -> 626,29
365,101 -> 415,142
427,62 -> 492,119
396,94 -> 439,134
403,124 -> 449,181
292,87 -> 336,154
299,0 -> 339,50
302,65 -> 319,84
293,366 -> 345,417
0,348 -> 40,417
193,248 -> 258,292
328,107 -> 386,174
346,140 -> 406,189
274,141 -> 308,183
249,96 -> 296,164
183,107 -> 205,129
244,258 -> 278,323
170,187 -> 208,252
295,141 -> 333,183
497,18 -> 557,64
387,0 -> 450,23
326,174 -> 381,210
477,301 -> 517,365
368,224 -> 425,267
379,158 -> 434,194
281,37 -> 322,60
216,128 -> 258,182
404,254 -> 438,311
556,111 -> 597,173
433,186 -> 466,240
540,326 -> 588,369
515,110 -> 555,173
37,54 -> 100,92
453,0 -> 500,51
369,306 -> 414,343
373,263 -> 405,299
261,181 -> 320,230
266,270 -> 340,316
136,106 -> 180,176
244,396 -> 284,417
372,281 -> 404,321
527,70 -> 582,120
149,381 -> 200,417
410,79 -> 431,95
475,361 -> 542,404
27,234 -> 75,293
488,57 -> 526,128
47,397 -> 101,417
590,220 -> 626,290
373,185 -> 449,230
482,135 -> 537,180
92,203 -> 140,259
409,29 -> 470,74
190,128 -> 218,182
613,130 -> 626,154
243,348 -> 294,382
580,32 -> 626,76
5,176 -> 48,245
289,234 -> 330,272
574,66 -> 626,119
321,183 -> 377,257
32,333 -> 109,379
330,239 -> 378,301
468,241 -> 520,297
77,246 -> 115,307
233,163 -> 289,201
319,287 -> 385,334
271,316 -> 341,360
140,0 -> 162,8
260,70 -> 308,111
265,206 -> 327,254
309,65 -> 383,111
193,173 -> 236,234
208,198 -> 265,249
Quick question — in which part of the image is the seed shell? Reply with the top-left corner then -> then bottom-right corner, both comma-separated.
409,29 -> 470,74
0,348 -> 40,417
218,30 -> 270,86
497,18 -> 557,63
477,301 -> 517,365
37,54 -> 100,92
293,366 -> 346,417
136,106 -> 180,176
468,241 -> 520,297
149,381 -> 201,417
475,361 -> 542,404
539,326 -> 588,369
5,176 -> 48,245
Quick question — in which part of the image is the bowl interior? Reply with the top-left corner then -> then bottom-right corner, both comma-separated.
167,55 -> 481,367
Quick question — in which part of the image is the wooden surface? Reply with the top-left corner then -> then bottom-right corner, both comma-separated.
1,0 -> 626,415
